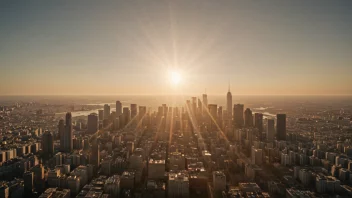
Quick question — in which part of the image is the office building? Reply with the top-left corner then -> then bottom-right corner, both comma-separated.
42,131 -> 54,158
116,101 -> 122,117
98,110 -> 104,121
227,85 -> 232,121
168,172 -> 189,198
64,112 -> 73,152
123,107 -> 130,125
104,104 -> 110,120
244,108 -> 253,127
254,113 -> 263,140
90,143 -> 100,168
87,113 -> 98,134
130,104 -> 137,119
277,114 -> 286,140
233,104 -> 244,127
213,171 -> 226,192
267,119 -> 275,141
24,171 -> 34,194
58,119 -> 65,152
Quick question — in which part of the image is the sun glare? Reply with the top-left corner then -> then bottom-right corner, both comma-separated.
170,71 -> 181,85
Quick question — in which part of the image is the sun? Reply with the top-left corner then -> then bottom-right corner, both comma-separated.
170,71 -> 182,85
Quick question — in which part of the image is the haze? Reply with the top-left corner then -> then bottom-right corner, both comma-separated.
1,0 -> 352,95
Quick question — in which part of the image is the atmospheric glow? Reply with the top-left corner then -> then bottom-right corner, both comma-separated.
170,71 -> 181,85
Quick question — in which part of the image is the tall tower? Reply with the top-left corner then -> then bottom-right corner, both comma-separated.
65,112 -> 73,152
227,83 -> 232,121
42,131 -> 54,158
104,104 -> 110,120
58,119 -> 65,152
87,113 -> 98,134
244,108 -> 253,127
130,104 -> 137,119
277,114 -> 287,141
254,113 -> 263,140
233,104 -> 244,128
202,92 -> 208,114
116,101 -> 122,117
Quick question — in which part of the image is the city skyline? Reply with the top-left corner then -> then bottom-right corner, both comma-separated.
1,1 -> 352,95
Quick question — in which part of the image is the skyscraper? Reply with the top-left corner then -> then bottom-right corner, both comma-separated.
277,114 -> 287,141
104,104 -> 110,120
23,171 -> 34,194
42,131 -> 54,158
233,104 -> 244,128
116,101 -> 122,117
244,108 -> 253,127
130,104 -> 137,119
98,110 -> 104,121
87,113 -> 98,134
123,107 -> 130,125
254,113 -> 263,140
202,93 -> 208,114
267,119 -> 275,141
90,143 -> 100,168
58,119 -> 65,152
227,84 -> 232,121
65,112 -> 73,152
208,104 -> 218,120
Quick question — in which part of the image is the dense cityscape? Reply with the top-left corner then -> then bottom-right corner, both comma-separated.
1,90 -> 352,198
1,1 -> 352,198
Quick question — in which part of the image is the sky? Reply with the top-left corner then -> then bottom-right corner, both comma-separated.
0,0 -> 351,95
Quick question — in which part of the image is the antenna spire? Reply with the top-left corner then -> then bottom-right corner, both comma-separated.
228,80 -> 231,92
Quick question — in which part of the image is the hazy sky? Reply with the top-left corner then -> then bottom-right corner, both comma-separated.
1,0 -> 351,95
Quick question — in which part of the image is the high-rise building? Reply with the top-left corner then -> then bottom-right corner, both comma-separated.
168,172 -> 189,198
23,171 -> 34,194
130,104 -> 137,119
42,131 -> 54,158
254,113 -> 263,140
251,147 -> 263,165
123,107 -> 130,125
116,101 -> 122,117
58,119 -> 65,152
208,104 -> 218,120
213,171 -> 226,192
90,143 -> 100,168
227,84 -> 232,121
267,119 -> 275,141
233,104 -> 244,127
65,112 -> 73,152
202,93 -> 208,114
192,97 -> 197,114
244,108 -> 253,127
98,110 -> 104,121
277,114 -> 286,141
104,104 -> 110,120
87,113 -> 98,134
217,106 -> 223,121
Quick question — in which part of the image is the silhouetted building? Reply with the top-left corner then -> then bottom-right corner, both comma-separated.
24,171 -> 34,194
123,107 -> 130,125
227,85 -> 232,121
267,119 -> 275,141
42,131 -> 54,158
233,104 -> 244,128
130,104 -> 137,119
244,108 -> 253,127
116,101 -> 122,117
64,112 -> 73,152
90,143 -> 100,168
87,113 -> 98,134
58,119 -> 65,152
277,114 -> 286,140
254,113 -> 263,140
98,110 -> 104,121
104,104 -> 110,120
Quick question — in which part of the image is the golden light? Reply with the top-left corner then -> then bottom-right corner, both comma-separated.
170,71 -> 181,85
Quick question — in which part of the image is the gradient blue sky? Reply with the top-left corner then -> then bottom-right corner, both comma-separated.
1,0 -> 351,95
